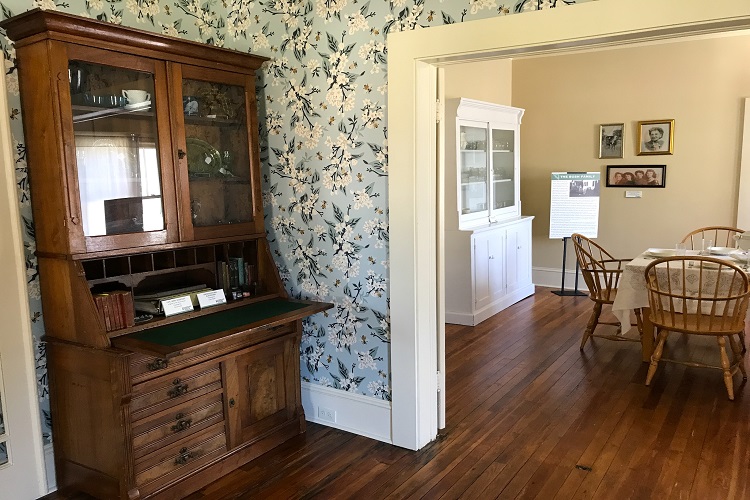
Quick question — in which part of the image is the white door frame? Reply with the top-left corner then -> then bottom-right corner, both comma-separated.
388,0 -> 750,450
0,64 -> 47,495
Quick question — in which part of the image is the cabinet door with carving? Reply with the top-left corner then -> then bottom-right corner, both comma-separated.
170,65 -> 264,241
223,332 -> 302,448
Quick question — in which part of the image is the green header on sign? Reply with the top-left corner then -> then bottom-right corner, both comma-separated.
551,173 -> 600,181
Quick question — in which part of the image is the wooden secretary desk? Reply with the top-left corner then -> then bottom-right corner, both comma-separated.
2,9 -> 331,499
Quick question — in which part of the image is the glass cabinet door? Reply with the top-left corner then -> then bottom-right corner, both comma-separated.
175,68 -> 262,239
491,128 -> 515,213
66,50 -> 177,252
459,125 -> 489,217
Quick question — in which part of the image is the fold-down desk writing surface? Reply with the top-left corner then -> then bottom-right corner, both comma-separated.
111,297 -> 332,358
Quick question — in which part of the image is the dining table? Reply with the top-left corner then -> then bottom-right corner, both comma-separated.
611,248 -> 750,362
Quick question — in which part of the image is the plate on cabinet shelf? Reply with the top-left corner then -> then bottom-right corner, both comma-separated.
186,137 -> 222,176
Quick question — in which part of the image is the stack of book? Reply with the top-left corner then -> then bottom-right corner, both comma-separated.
93,290 -> 135,332
217,257 -> 256,294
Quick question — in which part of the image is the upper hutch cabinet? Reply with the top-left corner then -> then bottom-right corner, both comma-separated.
7,10 -> 265,255
451,98 -> 524,229
3,10 -> 332,499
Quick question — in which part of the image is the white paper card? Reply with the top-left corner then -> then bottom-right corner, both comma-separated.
161,295 -> 194,316
197,289 -> 227,309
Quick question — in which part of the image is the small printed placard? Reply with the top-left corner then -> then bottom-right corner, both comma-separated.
161,295 -> 195,316
197,289 -> 228,309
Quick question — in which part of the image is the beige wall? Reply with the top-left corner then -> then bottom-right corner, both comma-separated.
444,59 -> 512,103
513,34 -> 750,269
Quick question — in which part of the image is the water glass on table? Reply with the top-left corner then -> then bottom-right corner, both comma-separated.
701,238 -> 714,255
675,243 -> 687,256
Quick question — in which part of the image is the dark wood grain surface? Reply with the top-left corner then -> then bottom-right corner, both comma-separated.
42,287 -> 750,499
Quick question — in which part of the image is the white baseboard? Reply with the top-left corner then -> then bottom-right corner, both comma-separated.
301,381 -> 392,444
44,443 -> 56,493
445,283 -> 535,326
533,266 -> 589,292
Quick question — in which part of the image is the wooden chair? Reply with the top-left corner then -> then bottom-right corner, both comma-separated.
571,234 -> 642,350
644,256 -> 749,400
680,226 -> 744,250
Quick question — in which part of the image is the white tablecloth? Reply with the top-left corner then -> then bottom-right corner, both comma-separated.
611,255 -> 652,333
611,252 -> 747,332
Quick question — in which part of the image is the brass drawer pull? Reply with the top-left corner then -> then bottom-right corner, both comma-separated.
174,447 -> 195,466
171,417 -> 193,433
147,358 -> 168,371
167,378 -> 189,398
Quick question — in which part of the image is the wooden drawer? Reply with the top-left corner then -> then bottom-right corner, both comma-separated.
135,423 -> 227,492
132,390 -> 224,460
131,362 -> 222,421
128,323 -> 296,384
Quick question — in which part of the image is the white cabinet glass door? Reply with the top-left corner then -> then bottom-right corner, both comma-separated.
491,128 -> 516,218
459,124 -> 488,219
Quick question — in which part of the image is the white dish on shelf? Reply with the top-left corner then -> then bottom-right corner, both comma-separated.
644,248 -> 676,258
124,100 -> 151,111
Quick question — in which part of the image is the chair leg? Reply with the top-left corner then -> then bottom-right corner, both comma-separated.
728,334 -> 747,380
717,336 -> 735,401
633,308 -> 645,345
581,302 -> 602,350
741,330 -> 747,355
646,328 -> 668,386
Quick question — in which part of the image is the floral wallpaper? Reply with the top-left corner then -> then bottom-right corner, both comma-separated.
0,0 -> 588,444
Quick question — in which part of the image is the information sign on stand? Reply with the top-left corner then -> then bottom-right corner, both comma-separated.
549,172 -> 601,296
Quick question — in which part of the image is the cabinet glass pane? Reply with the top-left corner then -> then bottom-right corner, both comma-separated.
492,129 -> 515,210
459,125 -> 488,215
70,61 -> 165,237
183,79 -> 251,227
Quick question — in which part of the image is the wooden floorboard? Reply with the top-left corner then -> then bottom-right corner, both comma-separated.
41,288 -> 750,499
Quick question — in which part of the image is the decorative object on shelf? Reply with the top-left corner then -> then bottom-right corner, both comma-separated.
183,95 -> 200,116
637,119 -> 674,155
605,165 -> 666,187
197,84 -> 234,119
598,123 -> 624,159
122,89 -> 150,104
186,137 -> 222,176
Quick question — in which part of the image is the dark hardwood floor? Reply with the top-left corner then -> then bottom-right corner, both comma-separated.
44,288 -> 750,499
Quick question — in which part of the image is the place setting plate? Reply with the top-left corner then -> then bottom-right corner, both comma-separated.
643,248 -> 677,258
708,246 -> 735,256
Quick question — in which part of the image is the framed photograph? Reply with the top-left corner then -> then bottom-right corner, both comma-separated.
598,123 -> 624,159
637,119 -> 674,155
606,165 -> 666,188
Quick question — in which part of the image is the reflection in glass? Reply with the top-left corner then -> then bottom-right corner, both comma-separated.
460,125 -> 488,215
183,79 -> 252,227
70,61 -> 165,237
492,129 -> 515,211
0,441 -> 7,467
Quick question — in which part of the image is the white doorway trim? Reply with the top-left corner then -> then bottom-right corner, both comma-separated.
0,62 -> 47,494
387,0 -> 750,450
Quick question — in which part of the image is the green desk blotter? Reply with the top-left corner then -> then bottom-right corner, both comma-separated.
128,298 -> 310,347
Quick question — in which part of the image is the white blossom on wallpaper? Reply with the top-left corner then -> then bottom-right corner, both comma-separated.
0,0 -> 589,443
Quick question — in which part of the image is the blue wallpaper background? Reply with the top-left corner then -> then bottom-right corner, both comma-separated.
0,0 -> 590,443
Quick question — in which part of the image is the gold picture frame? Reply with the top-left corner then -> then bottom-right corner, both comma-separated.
637,119 -> 674,155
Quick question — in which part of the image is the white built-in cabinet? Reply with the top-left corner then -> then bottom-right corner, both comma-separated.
444,99 -> 534,326
445,218 -> 534,326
